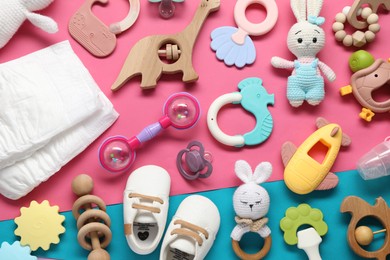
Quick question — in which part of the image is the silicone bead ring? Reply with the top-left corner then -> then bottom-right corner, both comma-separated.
234,0 -> 278,36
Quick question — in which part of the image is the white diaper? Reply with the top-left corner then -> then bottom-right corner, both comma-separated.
0,41 -> 119,199
0,41 -> 99,169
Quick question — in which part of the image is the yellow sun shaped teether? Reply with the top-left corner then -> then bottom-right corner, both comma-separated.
14,200 -> 66,251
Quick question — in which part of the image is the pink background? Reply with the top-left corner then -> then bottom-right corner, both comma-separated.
0,0 -> 389,221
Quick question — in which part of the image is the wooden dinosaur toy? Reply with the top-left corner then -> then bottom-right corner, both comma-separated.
281,117 -> 351,195
111,0 -> 220,91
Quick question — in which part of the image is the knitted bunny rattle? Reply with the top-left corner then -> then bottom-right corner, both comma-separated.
271,0 -> 335,107
0,0 -> 58,49
231,160 -> 272,260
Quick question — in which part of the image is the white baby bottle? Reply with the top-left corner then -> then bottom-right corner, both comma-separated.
357,138 -> 390,180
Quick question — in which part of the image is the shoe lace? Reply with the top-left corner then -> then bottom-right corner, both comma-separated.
170,219 -> 209,246
129,193 -> 164,213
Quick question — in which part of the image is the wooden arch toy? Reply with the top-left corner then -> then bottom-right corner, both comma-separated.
347,0 -> 390,29
111,0 -> 220,91
341,196 -> 390,260
72,174 -> 112,260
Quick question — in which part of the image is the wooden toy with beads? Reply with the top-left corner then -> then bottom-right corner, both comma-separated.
111,0 -> 220,91
341,196 -> 390,260
72,174 -> 112,260
347,0 -> 390,29
333,6 -> 380,48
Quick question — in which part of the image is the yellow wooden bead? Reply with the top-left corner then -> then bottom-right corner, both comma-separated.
355,226 -> 374,246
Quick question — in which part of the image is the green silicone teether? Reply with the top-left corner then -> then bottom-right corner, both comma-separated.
349,50 -> 375,73
280,204 -> 328,245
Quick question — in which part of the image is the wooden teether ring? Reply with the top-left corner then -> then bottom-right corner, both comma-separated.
76,209 -> 111,230
233,0 -> 278,41
72,195 -> 107,219
78,222 -> 112,250
232,235 -> 272,260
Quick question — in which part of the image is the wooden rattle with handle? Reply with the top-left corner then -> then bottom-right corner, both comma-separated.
72,174 -> 112,260
355,226 -> 386,246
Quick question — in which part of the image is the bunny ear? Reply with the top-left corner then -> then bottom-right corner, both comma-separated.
253,162 -> 272,184
291,0 -> 307,22
235,160 -> 253,183
307,0 -> 323,18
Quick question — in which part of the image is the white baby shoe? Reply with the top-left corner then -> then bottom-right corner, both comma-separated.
160,195 -> 220,260
123,165 -> 171,255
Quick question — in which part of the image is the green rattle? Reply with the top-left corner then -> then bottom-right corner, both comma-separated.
349,50 -> 375,73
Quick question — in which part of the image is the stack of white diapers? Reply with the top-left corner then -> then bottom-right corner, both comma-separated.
0,41 -> 119,200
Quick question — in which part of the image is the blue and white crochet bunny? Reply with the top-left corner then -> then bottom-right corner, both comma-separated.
271,0 -> 335,107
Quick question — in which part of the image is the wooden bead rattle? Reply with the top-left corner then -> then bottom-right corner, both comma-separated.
72,174 -> 112,260
111,0 -> 220,91
333,7 -> 380,47
341,196 -> 390,259
347,0 -> 390,30
157,43 -> 182,61
355,226 -> 386,246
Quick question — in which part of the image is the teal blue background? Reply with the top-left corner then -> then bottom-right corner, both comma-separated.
1,170 -> 389,259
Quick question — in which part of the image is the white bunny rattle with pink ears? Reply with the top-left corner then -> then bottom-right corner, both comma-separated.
231,160 -> 273,259
271,0 -> 336,108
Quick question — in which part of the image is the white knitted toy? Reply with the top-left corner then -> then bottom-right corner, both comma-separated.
231,160 -> 272,241
271,0 -> 335,107
0,0 -> 58,49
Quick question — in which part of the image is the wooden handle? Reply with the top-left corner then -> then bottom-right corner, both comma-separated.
232,235 -> 272,259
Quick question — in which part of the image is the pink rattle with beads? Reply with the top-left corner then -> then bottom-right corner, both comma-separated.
99,92 -> 200,173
